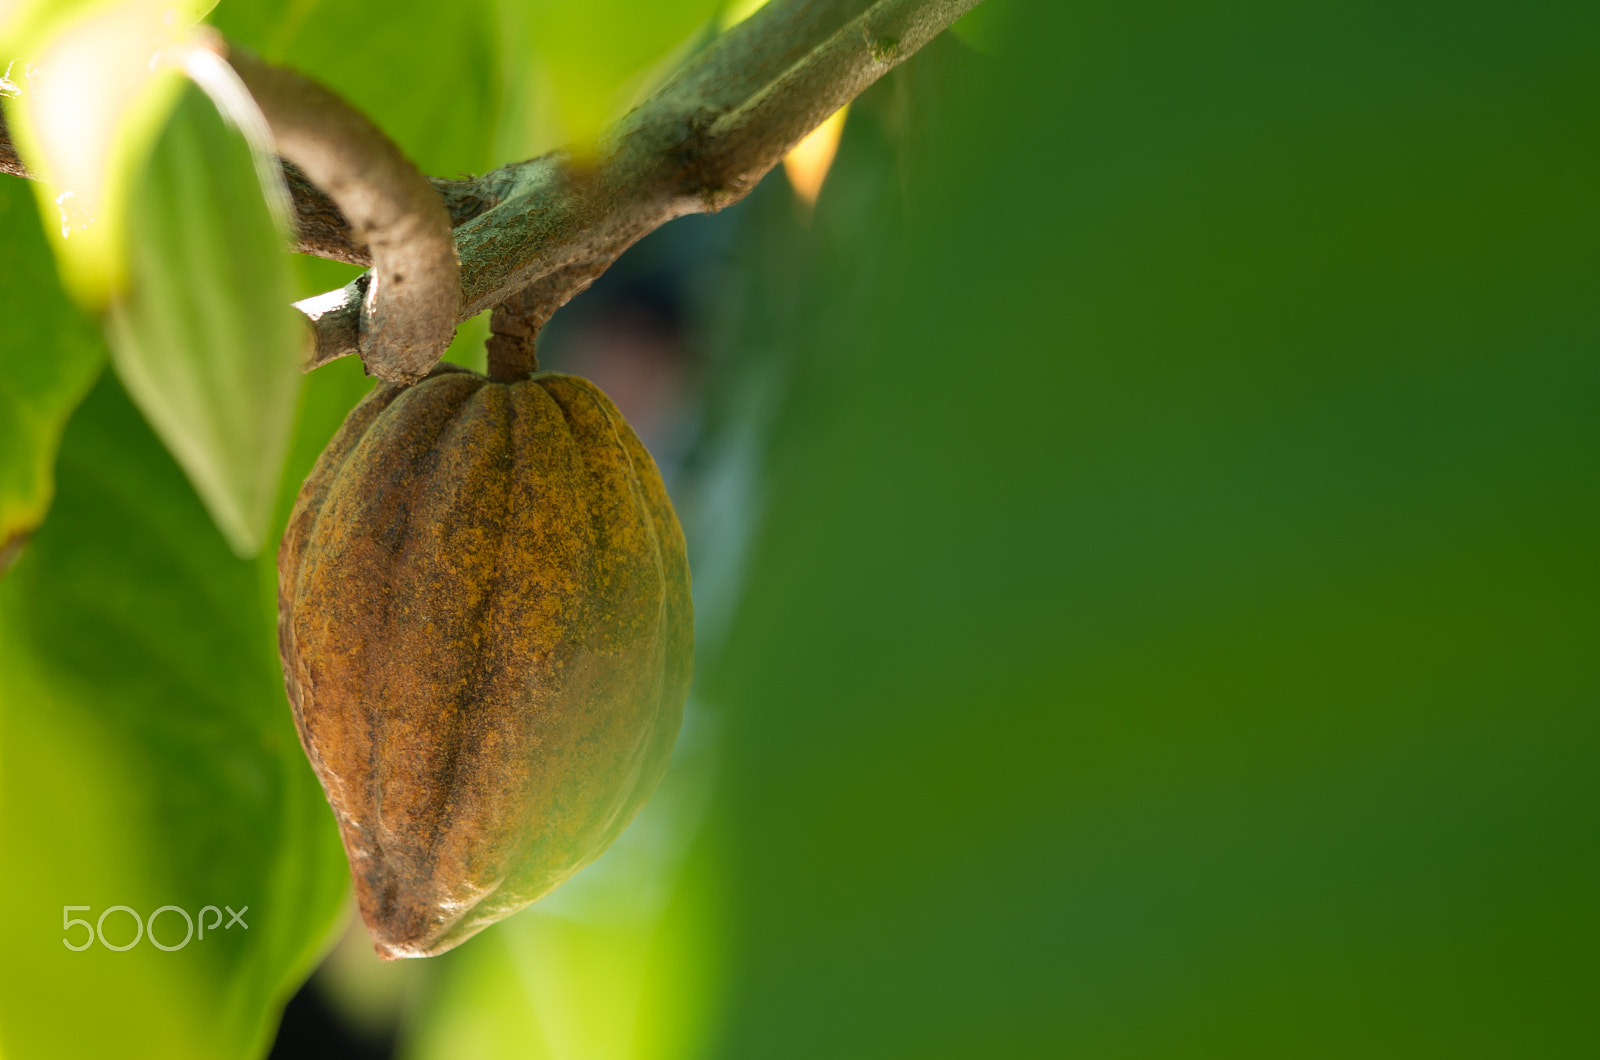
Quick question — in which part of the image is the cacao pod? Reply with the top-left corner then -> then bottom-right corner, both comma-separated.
277,363 -> 692,958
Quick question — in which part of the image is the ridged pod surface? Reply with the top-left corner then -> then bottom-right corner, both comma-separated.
278,363 -> 692,958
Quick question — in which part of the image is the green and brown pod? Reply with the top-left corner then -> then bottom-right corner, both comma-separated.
277,363 -> 692,958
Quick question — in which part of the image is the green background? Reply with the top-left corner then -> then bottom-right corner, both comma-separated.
692,3 -> 1600,1054
2,0 -> 1598,1056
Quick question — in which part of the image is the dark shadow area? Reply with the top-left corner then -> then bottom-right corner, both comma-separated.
269,982 -> 395,1060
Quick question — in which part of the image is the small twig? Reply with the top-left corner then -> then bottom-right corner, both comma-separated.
221,44 -> 460,384
276,167 -> 499,266
277,159 -> 368,265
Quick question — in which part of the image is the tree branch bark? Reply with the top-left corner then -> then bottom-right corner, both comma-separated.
223,45 -> 460,383
308,0 -> 983,371
0,114 -> 25,182
2,0 -> 983,376
0,107 -> 488,266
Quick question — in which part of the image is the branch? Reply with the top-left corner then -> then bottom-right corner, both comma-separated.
277,165 -> 492,267
222,45 -> 460,383
298,0 -> 983,372
0,113 -> 25,182
0,106 -> 483,267
2,0 -> 982,376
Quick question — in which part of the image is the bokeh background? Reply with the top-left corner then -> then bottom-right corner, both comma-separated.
2,1 -> 1598,1057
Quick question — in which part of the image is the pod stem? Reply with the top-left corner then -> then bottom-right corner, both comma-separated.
485,320 -> 537,382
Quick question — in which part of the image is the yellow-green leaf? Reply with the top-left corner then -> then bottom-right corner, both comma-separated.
0,174 -> 104,573
0,369 -> 348,1060
1,0 -> 214,305
106,84 -> 303,556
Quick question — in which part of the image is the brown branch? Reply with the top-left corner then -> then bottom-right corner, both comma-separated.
468,0 -> 982,313
223,45 -> 460,384
279,166 -> 498,267
0,103 -> 483,268
308,0 -> 982,370
0,110 -> 25,181
277,159 -> 367,265
2,0 -> 982,376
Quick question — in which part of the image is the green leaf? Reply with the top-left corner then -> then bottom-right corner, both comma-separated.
211,0 -> 503,177
499,0 -> 723,156
216,0 -> 718,177
947,0 -> 1012,54
0,369 -> 349,1060
402,710 -> 723,1060
106,84 -> 304,557
0,0 -> 217,53
0,176 -> 105,573
1,0 -> 212,306
694,7 -> 1600,1058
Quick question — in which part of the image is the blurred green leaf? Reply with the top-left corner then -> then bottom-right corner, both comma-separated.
0,176 -> 105,572
0,0 -> 216,52
692,3 -> 1600,1057
106,84 -> 303,557
216,0 -> 717,170
401,853 -> 722,1060
212,0 -> 502,177
947,0 -> 1012,53
495,0 -> 721,157
403,708 -> 723,1060
0,369 -> 349,1060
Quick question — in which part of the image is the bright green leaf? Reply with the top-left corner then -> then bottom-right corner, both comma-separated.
0,370 -> 348,1060
0,175 -> 104,573
0,0 -> 216,53
1,0 -> 213,305
106,84 -> 304,557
